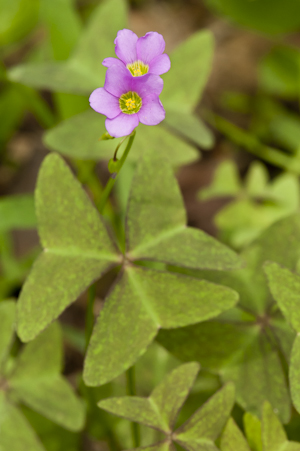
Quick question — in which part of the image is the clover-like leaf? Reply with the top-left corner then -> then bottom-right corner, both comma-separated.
44,111 -> 199,165
98,363 -> 234,451
18,149 -> 240,387
17,153 -> 121,342
288,335 -> 300,415
243,412 -> 262,451
199,160 -> 241,201
0,312 -> 85,446
9,61 -> 99,95
174,383 -> 235,445
220,418 -> 251,451
264,262 -> 300,332
0,300 -> 15,368
158,214 -> 300,422
262,401 -> 287,451
99,363 -> 200,433
0,392 -> 45,451
8,0 -> 126,94
160,30 -> 214,113
199,160 -> 299,249
9,323 -> 85,431
126,148 -> 241,271
163,110 -> 214,149
84,266 -> 238,386
158,310 -> 291,424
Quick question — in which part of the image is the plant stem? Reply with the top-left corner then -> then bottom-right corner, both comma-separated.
126,366 -> 140,448
206,111 -> 300,173
85,283 -> 96,349
98,130 -> 136,215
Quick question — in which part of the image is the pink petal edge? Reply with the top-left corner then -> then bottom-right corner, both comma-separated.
114,29 -> 138,65
105,113 -> 139,138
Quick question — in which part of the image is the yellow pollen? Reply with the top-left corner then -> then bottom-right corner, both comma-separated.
125,98 -> 136,110
133,68 -> 142,76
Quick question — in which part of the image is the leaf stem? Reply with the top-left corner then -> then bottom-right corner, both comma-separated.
206,111 -> 300,173
126,366 -> 141,448
98,130 -> 136,215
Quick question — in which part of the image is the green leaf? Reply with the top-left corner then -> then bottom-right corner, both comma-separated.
72,0 -> 127,78
259,47 -> 299,98
250,214 -> 300,272
264,262 -> 300,332
9,323 -> 85,431
157,319 -> 254,373
289,335 -> 300,415
11,376 -> 85,432
161,31 -> 214,113
0,392 -> 45,451
220,418 -> 251,451
243,412 -> 262,451
0,194 -> 36,232
150,362 -> 200,431
199,160 -> 241,200
98,365 -> 232,451
157,318 -> 291,422
204,0 -> 300,34
126,149 -> 241,270
262,401 -> 287,451
126,442 -> 176,451
84,266 -> 237,386
99,363 -> 200,433
0,0 -> 39,47
40,0 -> 82,61
174,383 -> 235,444
163,111 -> 214,149
10,322 -> 62,378
245,162 -> 269,197
43,110 -> 199,165
221,329 -> 290,423
17,153 -> 121,342
99,396 -> 163,431
8,0 -> 127,95
0,300 -> 15,368
83,267 -> 158,386
9,61 -> 99,95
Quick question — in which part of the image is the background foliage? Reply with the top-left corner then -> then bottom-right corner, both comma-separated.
2,0 -> 300,450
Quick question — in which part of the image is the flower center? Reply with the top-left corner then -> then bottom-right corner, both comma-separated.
126,60 -> 149,77
119,92 -> 142,115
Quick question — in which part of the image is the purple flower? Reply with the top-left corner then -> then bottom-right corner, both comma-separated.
102,29 -> 171,77
89,64 -> 165,138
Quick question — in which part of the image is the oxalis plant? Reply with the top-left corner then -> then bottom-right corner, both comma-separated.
3,1 -> 300,450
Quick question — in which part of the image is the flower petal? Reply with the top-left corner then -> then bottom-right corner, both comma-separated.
149,53 -> 171,75
89,88 -> 120,119
104,64 -> 133,97
138,94 -> 165,125
102,57 -> 125,69
133,74 -> 163,97
136,32 -> 165,64
105,113 -> 139,138
114,29 -> 138,64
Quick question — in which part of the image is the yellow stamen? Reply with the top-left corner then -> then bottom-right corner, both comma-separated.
125,98 -> 136,110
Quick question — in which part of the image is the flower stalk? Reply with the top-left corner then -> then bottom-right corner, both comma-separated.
98,130 -> 136,214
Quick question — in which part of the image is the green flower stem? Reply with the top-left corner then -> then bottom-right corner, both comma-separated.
126,366 -> 141,448
85,283 -> 96,349
74,160 -> 115,219
206,111 -> 300,173
98,130 -> 136,214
